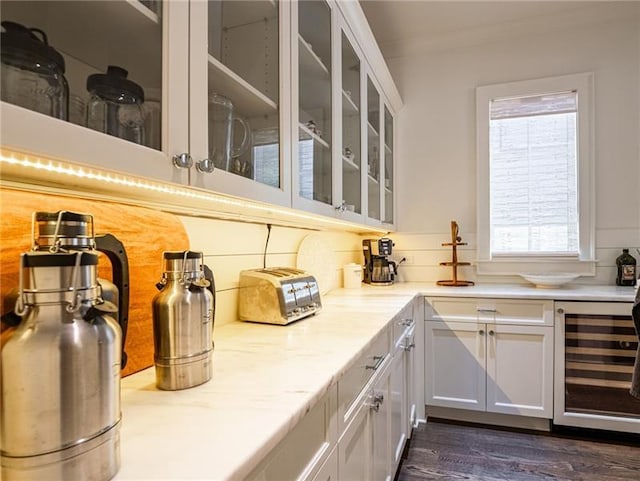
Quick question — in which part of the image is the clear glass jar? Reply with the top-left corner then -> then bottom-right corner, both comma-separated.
0,21 -> 68,120
86,65 -> 145,145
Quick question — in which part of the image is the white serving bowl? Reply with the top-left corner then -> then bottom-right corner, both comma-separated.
519,273 -> 580,288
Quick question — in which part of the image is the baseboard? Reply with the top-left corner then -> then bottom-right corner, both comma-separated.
426,406 -> 552,432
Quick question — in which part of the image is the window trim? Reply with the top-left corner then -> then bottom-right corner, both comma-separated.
476,73 -> 596,276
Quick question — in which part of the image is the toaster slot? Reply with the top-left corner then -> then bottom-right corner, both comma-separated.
292,281 -> 312,305
281,282 -> 297,313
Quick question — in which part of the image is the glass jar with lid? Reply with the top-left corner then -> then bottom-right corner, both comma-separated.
86,65 -> 145,145
0,21 -> 69,120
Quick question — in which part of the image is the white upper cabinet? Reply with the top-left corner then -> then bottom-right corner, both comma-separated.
0,0 -> 400,228
292,0 -> 335,216
339,27 -> 363,220
188,0 -> 291,207
0,0 -> 189,185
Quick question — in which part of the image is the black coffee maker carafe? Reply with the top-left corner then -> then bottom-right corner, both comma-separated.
363,238 -> 397,286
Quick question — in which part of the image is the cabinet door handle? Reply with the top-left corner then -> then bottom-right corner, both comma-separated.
478,329 -> 485,335
400,318 -> 414,327
195,158 -> 215,174
488,330 -> 495,336
557,308 -> 564,314
403,342 -> 416,351
172,153 -> 193,169
366,355 -> 385,370
477,308 -> 496,313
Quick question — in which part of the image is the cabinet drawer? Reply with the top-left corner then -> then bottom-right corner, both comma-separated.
392,303 -> 415,348
425,297 -> 553,326
245,384 -> 337,481
338,328 -> 390,430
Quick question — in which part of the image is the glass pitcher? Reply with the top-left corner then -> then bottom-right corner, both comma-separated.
208,93 -> 251,177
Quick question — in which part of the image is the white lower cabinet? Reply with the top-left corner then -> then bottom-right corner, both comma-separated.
337,358 -> 392,481
312,447 -> 338,481
245,299 -> 420,481
425,297 -> 554,420
244,384 -> 337,481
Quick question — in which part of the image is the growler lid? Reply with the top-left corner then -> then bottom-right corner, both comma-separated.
23,251 -> 99,267
34,210 -> 94,249
163,251 -> 202,260
162,250 -> 203,274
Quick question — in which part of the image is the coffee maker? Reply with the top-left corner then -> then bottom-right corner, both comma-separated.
363,238 -> 397,285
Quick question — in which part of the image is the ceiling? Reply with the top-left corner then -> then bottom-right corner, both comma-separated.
359,1 -> 638,58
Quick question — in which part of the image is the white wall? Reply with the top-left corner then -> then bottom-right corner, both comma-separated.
386,9 -> 640,285
179,216 -> 363,327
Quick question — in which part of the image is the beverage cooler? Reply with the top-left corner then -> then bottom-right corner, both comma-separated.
555,301 -> 640,434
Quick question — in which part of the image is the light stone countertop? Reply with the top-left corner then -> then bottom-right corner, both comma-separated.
114,282 -> 637,481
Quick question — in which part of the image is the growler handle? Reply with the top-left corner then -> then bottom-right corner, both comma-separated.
203,264 -> 216,321
95,234 -> 130,369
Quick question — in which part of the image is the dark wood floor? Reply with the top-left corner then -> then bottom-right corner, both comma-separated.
397,420 -> 640,481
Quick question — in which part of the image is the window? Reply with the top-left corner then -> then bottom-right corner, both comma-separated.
476,73 -> 595,275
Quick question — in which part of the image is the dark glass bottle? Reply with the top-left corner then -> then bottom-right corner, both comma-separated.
616,249 -> 637,286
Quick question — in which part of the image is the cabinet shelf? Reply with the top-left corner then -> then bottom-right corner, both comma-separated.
298,35 -> 331,112
367,121 -> 380,138
342,90 -> 359,114
299,34 -> 330,77
343,156 -> 360,172
1,0 -> 162,88
208,55 -> 278,117
299,122 -> 330,149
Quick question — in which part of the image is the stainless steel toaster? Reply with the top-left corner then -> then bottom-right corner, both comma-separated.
238,267 -> 322,325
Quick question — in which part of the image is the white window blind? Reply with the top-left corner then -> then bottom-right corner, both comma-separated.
489,91 -> 578,255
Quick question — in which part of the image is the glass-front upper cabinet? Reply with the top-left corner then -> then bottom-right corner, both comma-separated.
0,0 -> 173,180
340,30 -> 361,216
189,0 -> 288,206
383,105 -> 394,224
367,75 -> 381,221
296,0 -> 333,210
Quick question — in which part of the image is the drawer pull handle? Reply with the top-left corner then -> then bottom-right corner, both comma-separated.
403,342 -> 416,351
366,393 -> 385,412
366,355 -> 384,371
477,308 -> 497,313
557,308 -> 564,314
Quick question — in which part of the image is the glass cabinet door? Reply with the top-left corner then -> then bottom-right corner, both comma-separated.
383,105 -> 394,224
0,0 -> 163,150
341,31 -> 361,215
367,75 -> 381,221
206,0 -> 281,187
297,0 -> 332,206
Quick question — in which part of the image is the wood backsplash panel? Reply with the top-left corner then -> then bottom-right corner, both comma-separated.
0,187 -> 190,376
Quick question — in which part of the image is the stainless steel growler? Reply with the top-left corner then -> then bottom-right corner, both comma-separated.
31,210 -> 130,367
1,250 -> 122,481
153,251 -> 215,390
2,211 -> 130,366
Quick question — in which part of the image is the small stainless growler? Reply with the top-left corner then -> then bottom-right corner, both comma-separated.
153,251 -> 215,390
1,250 -> 122,481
